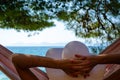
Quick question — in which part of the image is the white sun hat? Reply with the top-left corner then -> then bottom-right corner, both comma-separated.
46,41 -> 106,80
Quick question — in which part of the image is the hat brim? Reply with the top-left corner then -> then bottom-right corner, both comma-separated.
46,41 -> 105,80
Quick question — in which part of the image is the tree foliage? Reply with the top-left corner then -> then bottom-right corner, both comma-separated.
0,0 -> 120,42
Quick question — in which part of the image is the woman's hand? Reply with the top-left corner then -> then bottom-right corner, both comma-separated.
56,58 -> 86,77
73,54 -> 98,78
56,54 -> 98,78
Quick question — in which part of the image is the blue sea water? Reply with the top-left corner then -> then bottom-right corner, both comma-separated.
0,46 -> 64,80
0,46 -> 104,80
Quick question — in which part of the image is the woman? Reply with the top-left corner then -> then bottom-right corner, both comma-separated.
11,52 -> 120,80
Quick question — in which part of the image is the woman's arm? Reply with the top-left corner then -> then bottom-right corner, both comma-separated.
90,54 -> 120,64
12,53 -> 83,70
74,53 -> 120,76
11,54 -> 82,80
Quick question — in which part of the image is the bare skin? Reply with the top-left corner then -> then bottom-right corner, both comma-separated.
74,53 -> 120,76
11,53 -> 120,80
11,54 -> 84,80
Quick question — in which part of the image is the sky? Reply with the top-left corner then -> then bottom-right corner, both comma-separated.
0,20 -> 85,46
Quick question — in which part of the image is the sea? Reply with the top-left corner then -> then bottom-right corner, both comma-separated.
0,46 -> 105,80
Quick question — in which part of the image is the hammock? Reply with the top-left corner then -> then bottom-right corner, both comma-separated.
0,44 -> 48,80
0,38 -> 120,80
